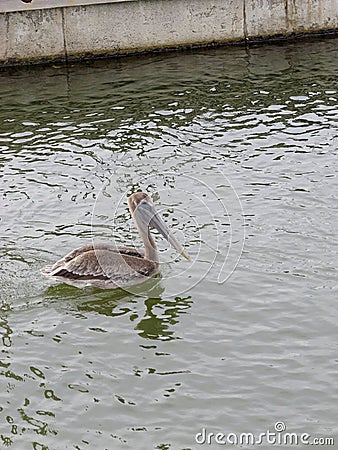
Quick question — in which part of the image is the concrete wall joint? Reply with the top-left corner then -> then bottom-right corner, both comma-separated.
61,7 -> 68,63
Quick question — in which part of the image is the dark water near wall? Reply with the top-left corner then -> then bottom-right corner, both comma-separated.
0,38 -> 338,449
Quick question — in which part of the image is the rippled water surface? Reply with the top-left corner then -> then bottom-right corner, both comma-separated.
1,38 -> 338,449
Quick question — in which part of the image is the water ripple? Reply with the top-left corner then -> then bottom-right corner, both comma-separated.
0,38 -> 338,449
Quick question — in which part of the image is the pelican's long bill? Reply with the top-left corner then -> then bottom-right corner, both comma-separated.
134,198 -> 191,261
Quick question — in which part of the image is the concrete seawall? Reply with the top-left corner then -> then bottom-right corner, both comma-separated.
0,0 -> 337,65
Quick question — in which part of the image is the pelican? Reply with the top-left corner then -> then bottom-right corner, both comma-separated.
41,192 -> 190,289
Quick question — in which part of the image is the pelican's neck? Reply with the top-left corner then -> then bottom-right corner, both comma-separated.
139,227 -> 159,264
130,198 -> 159,265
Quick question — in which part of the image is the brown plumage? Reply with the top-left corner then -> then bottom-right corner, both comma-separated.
41,192 -> 190,289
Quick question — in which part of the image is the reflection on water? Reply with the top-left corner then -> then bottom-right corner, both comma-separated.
0,287 -> 193,447
135,295 -> 193,341
44,280 -> 193,341
1,37 -> 338,448
0,314 -> 59,448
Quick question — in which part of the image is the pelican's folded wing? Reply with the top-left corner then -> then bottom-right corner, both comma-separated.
49,249 -> 154,286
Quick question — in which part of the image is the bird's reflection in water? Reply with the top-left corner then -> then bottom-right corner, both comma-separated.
44,276 -> 192,341
135,294 -> 192,341
75,275 -> 164,316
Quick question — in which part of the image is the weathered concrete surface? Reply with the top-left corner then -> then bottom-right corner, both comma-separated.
0,14 -> 7,60
287,0 -> 338,33
245,0 -> 338,38
0,0 -> 133,13
64,0 -> 243,58
0,0 -> 337,65
6,9 -> 65,62
245,0 -> 288,37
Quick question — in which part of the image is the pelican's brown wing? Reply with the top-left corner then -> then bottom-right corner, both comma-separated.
43,243 -> 144,275
43,246 -> 155,288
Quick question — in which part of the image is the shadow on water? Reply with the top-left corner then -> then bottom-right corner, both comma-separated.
0,271 -> 194,337
135,295 -> 193,341
42,275 -> 193,342
42,274 -> 165,308
0,311 -> 59,447
0,276 -> 193,447
1,272 -> 193,344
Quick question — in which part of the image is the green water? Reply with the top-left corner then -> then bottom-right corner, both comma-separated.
1,38 -> 338,449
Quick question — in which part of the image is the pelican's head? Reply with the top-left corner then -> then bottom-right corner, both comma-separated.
127,192 -> 150,213
128,192 -> 191,261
